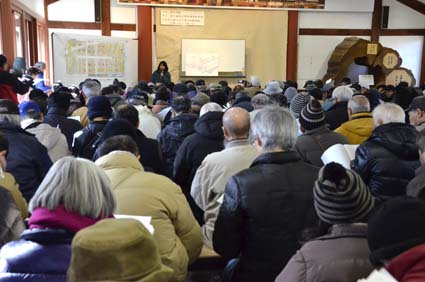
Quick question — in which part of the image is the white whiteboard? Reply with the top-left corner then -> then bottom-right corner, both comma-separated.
181,39 -> 245,76
52,32 -> 138,87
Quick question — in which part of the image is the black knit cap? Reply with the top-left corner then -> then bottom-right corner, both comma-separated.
368,197 -> 425,266
299,99 -> 325,131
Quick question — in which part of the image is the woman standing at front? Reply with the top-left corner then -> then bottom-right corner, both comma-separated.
152,61 -> 171,85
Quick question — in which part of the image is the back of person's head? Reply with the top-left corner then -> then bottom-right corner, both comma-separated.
341,77 -> 352,86
309,88 -> 323,101
269,93 -> 287,107
83,80 -> 101,99
250,76 -> 261,87
0,99 -> 21,126
68,218 -> 173,282
26,67 -> 40,77
251,94 -> 271,110
34,61 -> 46,70
87,96 -> 112,121
348,95 -> 371,115
290,92 -> 312,119
114,104 -> 139,127
209,85 -> 227,107
332,86 -> 354,102
191,92 -> 210,107
223,107 -> 250,139
48,91 -> 71,110
252,106 -> 297,151
263,81 -> 283,95
100,119 -> 137,144
173,83 -> 189,96
29,89 -> 48,115
100,85 -> 117,96
299,99 -> 325,131
171,96 -> 191,114
285,80 -> 298,90
154,86 -> 171,104
19,101 -> 42,120
97,135 -> 139,158
0,55 -> 7,69
372,103 -> 405,127
199,102 -> 223,117
29,157 -> 116,219
314,162 -> 373,224
368,197 -> 425,266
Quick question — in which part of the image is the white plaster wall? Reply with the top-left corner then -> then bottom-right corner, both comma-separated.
383,0 -> 425,29
48,0 -> 95,22
299,12 -> 372,29
16,0 -> 45,18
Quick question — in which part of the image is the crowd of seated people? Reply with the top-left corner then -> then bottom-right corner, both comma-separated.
1,54 -> 425,281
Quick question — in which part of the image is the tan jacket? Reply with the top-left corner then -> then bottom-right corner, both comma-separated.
0,171 -> 28,219
190,140 -> 258,248
96,151 -> 202,282
72,106 -> 88,128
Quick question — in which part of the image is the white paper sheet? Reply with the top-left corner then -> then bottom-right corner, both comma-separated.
321,144 -> 359,169
114,215 -> 154,234
186,53 -> 219,76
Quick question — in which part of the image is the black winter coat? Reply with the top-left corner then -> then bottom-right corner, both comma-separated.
72,121 -> 108,159
173,111 -> 224,224
44,108 -> 83,150
352,123 -> 419,203
0,122 -> 52,202
325,101 -> 349,130
158,113 -> 197,177
213,151 -> 319,282
134,129 -> 167,176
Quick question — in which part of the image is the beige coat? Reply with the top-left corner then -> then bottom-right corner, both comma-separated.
96,151 -> 202,282
190,140 -> 258,248
0,171 -> 28,219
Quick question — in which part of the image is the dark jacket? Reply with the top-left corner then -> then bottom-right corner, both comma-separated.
232,96 -> 254,112
0,229 -> 72,282
352,123 -> 420,203
72,120 -> 108,160
104,94 -> 126,109
275,224 -> 373,282
134,129 -> 167,176
173,111 -> 224,224
213,152 -> 320,282
44,108 -> 83,150
325,101 -> 349,130
0,122 -> 52,202
158,113 -> 197,177
0,187 -> 25,248
294,125 -> 348,167
152,70 -> 171,85
0,70 -> 30,104
406,165 -> 425,199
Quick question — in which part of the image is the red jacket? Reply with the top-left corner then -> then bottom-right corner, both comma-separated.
0,68 -> 29,104
387,244 -> 425,282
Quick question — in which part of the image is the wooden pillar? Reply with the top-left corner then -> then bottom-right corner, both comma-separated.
101,0 -> 111,36
421,36 -> 425,85
371,0 -> 382,42
0,0 -> 15,61
137,6 -> 153,82
286,11 -> 298,82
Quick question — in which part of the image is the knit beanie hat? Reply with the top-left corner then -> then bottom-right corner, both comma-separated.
67,218 -> 173,282
87,96 -> 112,120
368,197 -> 425,266
314,162 -> 374,225
290,92 -> 312,119
192,92 -> 210,107
299,99 -> 325,131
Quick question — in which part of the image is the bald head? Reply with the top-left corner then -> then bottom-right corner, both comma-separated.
223,107 -> 250,140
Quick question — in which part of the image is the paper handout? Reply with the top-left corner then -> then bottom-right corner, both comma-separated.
321,144 -> 359,169
114,214 -> 154,234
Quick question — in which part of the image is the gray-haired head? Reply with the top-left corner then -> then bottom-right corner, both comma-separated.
251,94 -> 272,110
34,61 -> 46,70
252,106 -> 297,152
348,95 -> 371,115
250,76 -> 261,87
83,80 -> 101,99
200,102 -> 223,117
332,86 -> 354,102
29,157 -> 116,218
372,103 -> 405,127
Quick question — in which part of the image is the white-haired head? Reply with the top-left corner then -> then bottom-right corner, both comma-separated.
332,86 -> 354,102
372,103 -> 405,128
252,106 -> 297,153
250,76 -> 261,87
200,102 -> 223,117
348,95 -> 371,116
83,80 -> 101,99
29,157 -> 116,218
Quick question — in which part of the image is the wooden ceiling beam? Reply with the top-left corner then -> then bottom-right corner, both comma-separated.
396,0 -> 425,15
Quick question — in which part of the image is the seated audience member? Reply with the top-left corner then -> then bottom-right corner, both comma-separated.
95,136 -> 202,282
407,130 -> 425,198
100,85 -> 126,109
0,157 -> 116,281
0,99 -> 52,202
250,94 -> 272,121
114,104 -> 166,175
67,219 -> 173,282
309,88 -> 324,101
381,85 -> 397,103
213,106 -> 320,282
158,96 -> 197,176
0,55 -> 30,103
191,107 -> 258,248
72,96 -> 112,160
29,89 -> 48,115
127,93 -> 162,140
366,197 -> 425,281
352,103 -> 419,204
408,96 -> 425,132
152,86 -> 172,124
19,101 -> 69,163
72,79 -> 101,127
173,83 -> 189,98
190,92 -> 210,116
275,162 -> 374,282
284,87 -> 298,105
263,81 -> 283,96
232,92 -> 254,112
244,76 -> 261,97
335,95 -> 374,144
295,100 -> 348,166
0,134 -> 28,218
209,84 -> 228,109
44,90 -> 83,149
325,86 -> 354,130
0,186 -> 25,248
290,92 -> 312,119
174,103 -> 224,224
340,77 -> 351,86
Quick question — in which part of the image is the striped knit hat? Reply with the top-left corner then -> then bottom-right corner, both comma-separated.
314,162 -> 374,224
299,99 -> 325,131
290,92 -> 312,118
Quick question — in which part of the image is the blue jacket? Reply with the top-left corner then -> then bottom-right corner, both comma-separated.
0,229 -> 72,282
0,122 -> 52,202
34,73 -> 51,93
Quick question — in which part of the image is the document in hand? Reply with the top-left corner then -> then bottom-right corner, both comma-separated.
114,215 -> 154,235
321,144 -> 359,169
